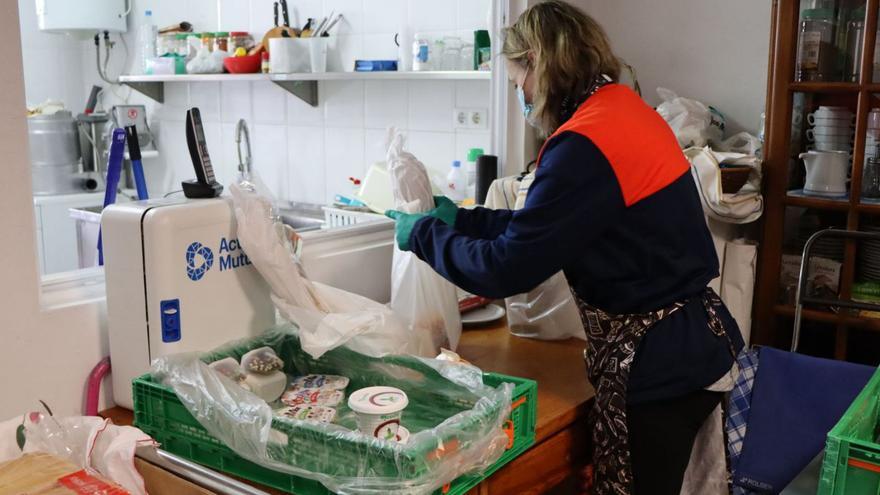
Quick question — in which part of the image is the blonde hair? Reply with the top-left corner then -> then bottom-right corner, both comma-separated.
502,1 -> 622,135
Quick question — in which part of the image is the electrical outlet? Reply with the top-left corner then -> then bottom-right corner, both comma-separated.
453,109 -> 470,129
469,108 -> 488,129
453,108 -> 489,129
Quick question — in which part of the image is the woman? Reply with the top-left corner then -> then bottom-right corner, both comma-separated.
386,2 -> 743,494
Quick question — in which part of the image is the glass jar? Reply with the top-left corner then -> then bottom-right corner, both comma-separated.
157,33 -> 179,56
229,32 -> 255,53
186,33 -> 201,60
201,32 -> 215,52
174,33 -> 189,57
795,8 -> 837,82
863,157 -> 880,199
214,32 -> 229,53
845,19 -> 864,82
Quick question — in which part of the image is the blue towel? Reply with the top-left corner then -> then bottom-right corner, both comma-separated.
732,347 -> 876,493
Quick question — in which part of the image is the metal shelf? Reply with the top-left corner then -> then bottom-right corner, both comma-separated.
118,71 -> 492,107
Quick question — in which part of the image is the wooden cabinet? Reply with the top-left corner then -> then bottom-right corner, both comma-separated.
755,0 -> 880,362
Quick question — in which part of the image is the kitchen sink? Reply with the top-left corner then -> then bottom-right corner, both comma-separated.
277,202 -> 326,232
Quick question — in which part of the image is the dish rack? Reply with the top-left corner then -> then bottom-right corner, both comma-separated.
322,206 -> 386,228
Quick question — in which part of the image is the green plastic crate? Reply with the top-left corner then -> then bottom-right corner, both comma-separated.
818,367 -> 880,495
133,331 -> 537,495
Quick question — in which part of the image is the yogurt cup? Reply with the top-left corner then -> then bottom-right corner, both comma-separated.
348,386 -> 408,440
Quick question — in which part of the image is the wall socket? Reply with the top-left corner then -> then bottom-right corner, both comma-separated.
453,108 -> 488,129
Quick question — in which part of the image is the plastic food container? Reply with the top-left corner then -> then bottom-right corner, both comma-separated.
347,386 -> 408,440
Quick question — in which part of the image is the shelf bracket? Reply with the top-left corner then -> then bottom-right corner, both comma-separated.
272,80 -> 318,107
122,81 -> 165,103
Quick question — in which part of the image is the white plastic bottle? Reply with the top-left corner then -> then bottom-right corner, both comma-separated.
140,10 -> 157,75
446,160 -> 467,201
412,33 -> 430,71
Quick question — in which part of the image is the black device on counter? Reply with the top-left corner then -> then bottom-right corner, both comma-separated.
182,107 -> 223,198
475,154 -> 498,205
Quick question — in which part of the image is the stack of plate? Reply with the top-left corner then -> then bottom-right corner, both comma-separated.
795,225 -> 845,262
859,223 -> 880,281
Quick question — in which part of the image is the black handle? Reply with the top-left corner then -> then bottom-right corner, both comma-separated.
274,2 -> 279,27
125,125 -> 142,161
280,0 -> 290,27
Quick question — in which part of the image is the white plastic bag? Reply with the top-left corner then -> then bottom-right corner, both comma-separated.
386,128 -> 462,351
0,412 -> 156,495
229,172 -> 435,359
485,173 -> 585,341
656,88 -> 726,148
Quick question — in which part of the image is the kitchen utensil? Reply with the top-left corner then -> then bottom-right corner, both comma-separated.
808,107 -> 855,125
27,110 -> 82,195
269,37 -> 309,73
124,125 -> 148,200
807,127 -> 854,139
313,11 -> 333,38
97,128 -> 126,265
318,14 -> 343,37
307,37 -> 328,72
280,0 -> 291,28
262,1 -> 297,53
223,53 -> 262,73
461,304 -> 506,325
800,150 -> 850,196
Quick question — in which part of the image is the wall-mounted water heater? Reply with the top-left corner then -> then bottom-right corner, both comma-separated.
36,0 -> 128,34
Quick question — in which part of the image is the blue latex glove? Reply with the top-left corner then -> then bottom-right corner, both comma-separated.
429,195 -> 458,226
384,210 -> 426,251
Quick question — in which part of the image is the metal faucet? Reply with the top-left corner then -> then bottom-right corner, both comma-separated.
235,119 -> 252,175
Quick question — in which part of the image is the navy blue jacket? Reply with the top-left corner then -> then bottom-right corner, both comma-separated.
407,85 -> 743,403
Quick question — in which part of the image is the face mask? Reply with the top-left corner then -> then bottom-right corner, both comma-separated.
516,67 -> 533,119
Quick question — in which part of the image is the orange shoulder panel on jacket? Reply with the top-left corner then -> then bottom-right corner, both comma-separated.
538,84 -> 690,207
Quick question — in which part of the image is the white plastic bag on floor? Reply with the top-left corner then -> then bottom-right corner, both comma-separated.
229,172 -> 434,358
386,128 -> 462,351
486,174 -> 585,341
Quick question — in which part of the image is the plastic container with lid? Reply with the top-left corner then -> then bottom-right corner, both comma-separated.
229,32 -> 255,53
201,32 -> 215,52
214,32 -> 229,53
795,8 -> 838,82
347,386 -> 408,440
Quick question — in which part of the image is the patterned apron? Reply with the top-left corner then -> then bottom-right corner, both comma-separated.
572,287 -> 735,495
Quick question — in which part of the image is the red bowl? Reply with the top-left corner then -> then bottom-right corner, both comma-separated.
224,54 -> 262,74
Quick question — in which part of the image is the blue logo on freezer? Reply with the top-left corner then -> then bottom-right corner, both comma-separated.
185,242 -> 214,281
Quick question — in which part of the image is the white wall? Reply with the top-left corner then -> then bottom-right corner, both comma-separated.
87,0 -> 493,203
2,3 -> 111,420
575,0 -> 771,136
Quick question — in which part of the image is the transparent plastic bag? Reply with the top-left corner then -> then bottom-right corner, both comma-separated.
229,172 -> 434,359
506,272 -> 585,341
386,128 -> 462,351
486,174 -> 585,341
151,326 -> 511,495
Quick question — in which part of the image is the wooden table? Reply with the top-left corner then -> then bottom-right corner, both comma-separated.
102,319 -> 594,494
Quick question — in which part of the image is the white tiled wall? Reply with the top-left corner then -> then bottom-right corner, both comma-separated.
24,0 -> 493,205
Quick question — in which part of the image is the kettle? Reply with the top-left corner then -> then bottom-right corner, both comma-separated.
800,150 -> 849,196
